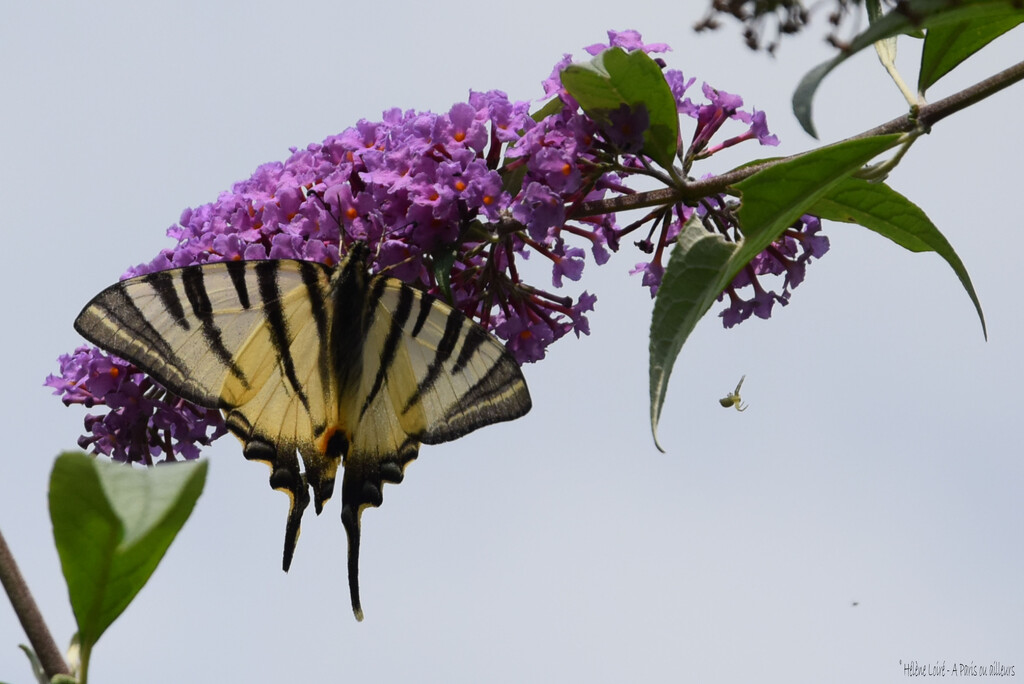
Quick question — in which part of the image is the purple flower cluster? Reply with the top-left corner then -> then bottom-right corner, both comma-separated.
123,91 -> 605,364
50,29 -> 826,463
718,214 -> 830,327
45,346 -> 226,462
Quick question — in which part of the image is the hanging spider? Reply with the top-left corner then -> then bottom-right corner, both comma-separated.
719,375 -> 749,412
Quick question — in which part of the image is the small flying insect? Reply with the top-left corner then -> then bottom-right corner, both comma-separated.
719,375 -> 748,412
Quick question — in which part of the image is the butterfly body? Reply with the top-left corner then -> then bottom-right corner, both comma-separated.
75,243 -> 531,620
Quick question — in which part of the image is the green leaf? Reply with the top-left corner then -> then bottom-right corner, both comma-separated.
919,15 -> 1024,92
734,135 -> 903,247
530,96 -> 564,123
500,160 -> 528,198
649,135 -> 902,448
794,0 -> 1024,137
561,48 -> 679,171
49,452 -> 207,649
649,215 -> 737,452
431,247 -> 456,303
811,177 -> 986,337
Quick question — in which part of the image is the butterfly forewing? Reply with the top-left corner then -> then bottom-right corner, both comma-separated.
366,280 -> 532,443
75,261 -> 329,410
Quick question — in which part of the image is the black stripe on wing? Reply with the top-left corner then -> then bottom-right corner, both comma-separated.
451,324 -> 488,374
297,260 -> 333,397
418,355 -> 531,444
254,261 -> 312,416
147,271 -> 189,328
400,306 -> 465,415
448,353 -> 530,419
177,266 -> 249,383
359,278 -> 414,420
76,279 -> 184,369
224,260 -> 253,308
410,291 -> 435,337
75,270 -> 252,405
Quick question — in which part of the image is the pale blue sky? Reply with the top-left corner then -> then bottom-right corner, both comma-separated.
2,3 -> 1021,682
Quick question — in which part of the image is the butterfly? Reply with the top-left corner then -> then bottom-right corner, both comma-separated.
74,242 -> 532,620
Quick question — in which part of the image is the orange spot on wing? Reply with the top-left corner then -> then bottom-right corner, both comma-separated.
317,425 -> 339,454
316,424 -> 351,459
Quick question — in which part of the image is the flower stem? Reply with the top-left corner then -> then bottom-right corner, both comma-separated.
0,525 -> 70,679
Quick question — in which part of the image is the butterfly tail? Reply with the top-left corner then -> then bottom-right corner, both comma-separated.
340,503 -> 366,622
235,433 -> 311,572
340,442 -> 420,621
268,456 -> 312,571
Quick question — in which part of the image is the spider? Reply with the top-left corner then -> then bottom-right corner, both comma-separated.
719,375 -> 749,412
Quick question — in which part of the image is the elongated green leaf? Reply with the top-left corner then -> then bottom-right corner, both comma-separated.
734,135 -> 903,245
49,453 -> 207,648
561,48 -> 679,171
649,135 -> 901,448
794,0 -> 1024,137
919,16 -> 1024,92
811,177 -> 986,337
649,216 -> 736,452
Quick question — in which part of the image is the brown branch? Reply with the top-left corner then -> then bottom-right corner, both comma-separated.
0,526 -> 70,679
871,59 -> 1024,134
574,59 -> 1024,217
